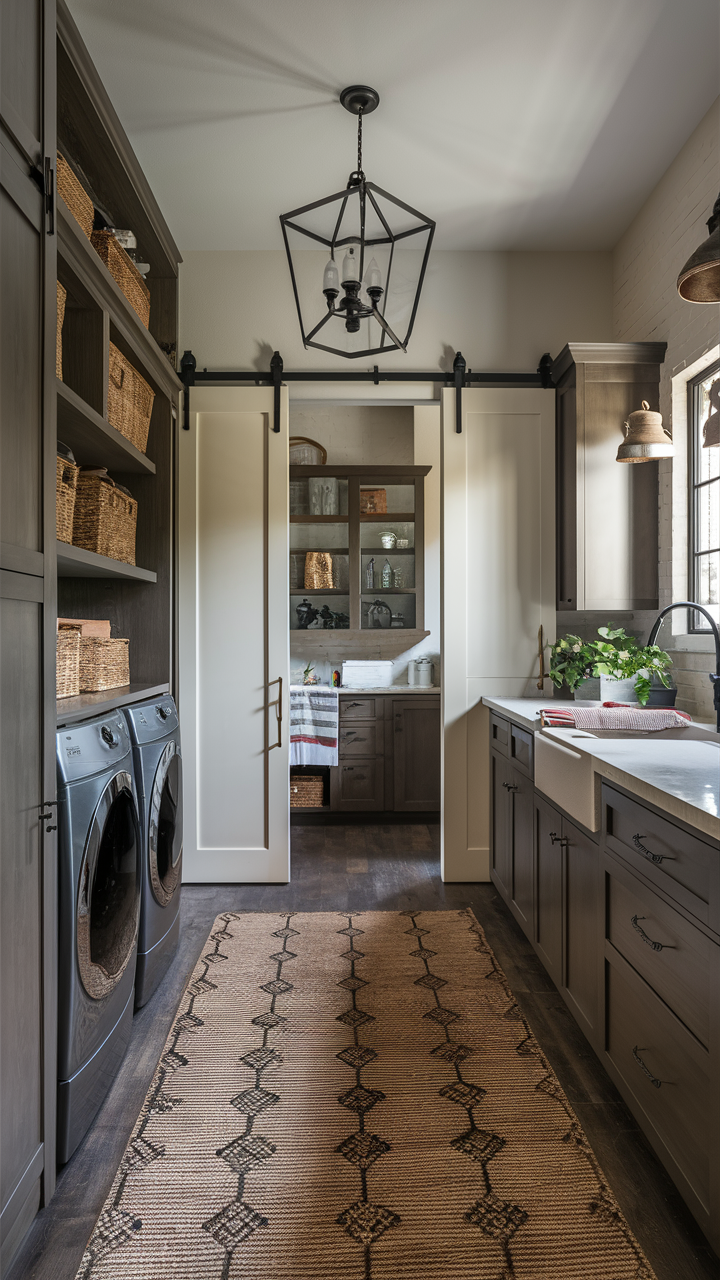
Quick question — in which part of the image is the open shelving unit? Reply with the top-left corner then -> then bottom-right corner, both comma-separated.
55,1 -> 182,720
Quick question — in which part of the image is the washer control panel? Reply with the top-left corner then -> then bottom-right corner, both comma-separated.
56,711 -> 130,784
124,696 -> 179,745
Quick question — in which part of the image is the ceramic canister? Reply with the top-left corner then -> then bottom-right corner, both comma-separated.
416,657 -> 433,687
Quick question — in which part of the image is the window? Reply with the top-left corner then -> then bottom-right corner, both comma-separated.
690,358 -> 720,628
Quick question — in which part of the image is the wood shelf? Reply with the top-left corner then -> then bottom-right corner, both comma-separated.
290,589 -> 350,596
361,547 -> 415,555
290,515 -> 349,524
57,542 -> 157,581
360,512 -> 415,522
361,587 -> 417,595
56,681 -> 170,726
56,379 -> 155,474
291,629 -> 430,658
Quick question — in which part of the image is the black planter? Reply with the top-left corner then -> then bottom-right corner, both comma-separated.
645,686 -> 677,707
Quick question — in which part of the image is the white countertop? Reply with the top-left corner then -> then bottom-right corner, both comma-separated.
483,696 -> 720,842
339,686 -> 439,694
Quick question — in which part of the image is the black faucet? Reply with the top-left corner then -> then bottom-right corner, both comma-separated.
647,601 -> 720,732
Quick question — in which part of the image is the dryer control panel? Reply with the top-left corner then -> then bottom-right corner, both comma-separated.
56,711 -> 131,784
124,696 -> 179,745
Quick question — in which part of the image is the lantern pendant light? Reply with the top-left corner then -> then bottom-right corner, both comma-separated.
279,86 -> 435,359
677,192 -> 720,303
616,400 -> 674,463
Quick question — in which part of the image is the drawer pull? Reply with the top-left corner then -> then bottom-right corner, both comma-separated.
632,833 -> 671,864
502,781 -> 518,792
630,915 -> 669,953
632,1046 -> 662,1089
346,702 -> 362,708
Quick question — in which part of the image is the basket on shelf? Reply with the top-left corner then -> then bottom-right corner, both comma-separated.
360,487 -> 387,514
56,454 -> 79,543
56,153 -> 94,239
56,281 -> 67,379
78,636 -> 130,692
290,775 -> 324,808
289,436 -> 327,466
304,551 -> 334,589
73,472 -> 138,564
90,230 -> 151,327
107,343 -> 154,453
56,626 -> 80,698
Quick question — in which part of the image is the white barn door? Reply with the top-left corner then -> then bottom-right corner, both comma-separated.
179,387 -> 290,882
441,387 -> 555,882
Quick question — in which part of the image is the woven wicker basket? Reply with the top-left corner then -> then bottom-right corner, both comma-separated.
56,153 -> 94,238
107,344 -> 154,453
91,230 -> 150,327
56,281 -> 66,379
304,551 -> 334,589
73,473 -> 138,564
360,487 -> 387,514
79,637 -> 130,692
56,627 -> 80,698
56,455 -> 79,543
290,775 -> 325,808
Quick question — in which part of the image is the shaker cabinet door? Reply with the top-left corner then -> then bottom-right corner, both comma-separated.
392,697 -> 440,811
563,818 -> 600,1045
534,795 -> 564,987
510,769 -> 534,935
491,753 -> 514,899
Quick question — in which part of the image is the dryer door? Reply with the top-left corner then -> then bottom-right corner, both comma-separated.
149,742 -> 183,906
77,772 -> 141,1000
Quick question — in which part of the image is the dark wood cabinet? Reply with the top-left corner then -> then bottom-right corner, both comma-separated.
564,817 -> 600,1043
331,757 -> 385,811
534,794 -> 564,987
491,753 -> 513,898
490,720 -> 535,936
391,696 -> 441,811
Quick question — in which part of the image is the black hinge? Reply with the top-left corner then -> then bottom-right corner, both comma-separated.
31,158 -> 55,234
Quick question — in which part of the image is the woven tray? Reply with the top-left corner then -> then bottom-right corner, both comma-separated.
91,231 -> 150,327
56,455 -> 79,543
79,637 -> 130,692
73,473 -> 138,564
57,153 -> 94,238
290,775 -> 325,808
305,551 -> 334,589
56,627 -> 80,698
56,281 -> 66,379
107,343 -> 154,453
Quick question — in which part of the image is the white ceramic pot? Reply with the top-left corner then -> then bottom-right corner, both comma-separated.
599,674 -> 637,703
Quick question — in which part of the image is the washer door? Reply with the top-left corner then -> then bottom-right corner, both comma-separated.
77,772 -> 141,1000
149,742 -> 183,907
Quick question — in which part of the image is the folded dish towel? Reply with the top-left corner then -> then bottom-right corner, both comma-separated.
540,704 -> 692,731
289,685 -> 339,765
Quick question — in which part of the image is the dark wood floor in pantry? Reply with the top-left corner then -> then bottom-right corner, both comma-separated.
11,823 -> 718,1280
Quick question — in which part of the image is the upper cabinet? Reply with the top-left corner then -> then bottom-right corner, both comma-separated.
552,342 -> 666,612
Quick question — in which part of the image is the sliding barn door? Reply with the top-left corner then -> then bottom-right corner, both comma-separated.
179,387 -> 290,882
441,387 -> 555,882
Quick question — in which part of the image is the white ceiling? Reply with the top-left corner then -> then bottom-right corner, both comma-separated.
67,0 -> 719,253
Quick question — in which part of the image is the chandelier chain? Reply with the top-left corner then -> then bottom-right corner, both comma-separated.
357,107 -> 363,178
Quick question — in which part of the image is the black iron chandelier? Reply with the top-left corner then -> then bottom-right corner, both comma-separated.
279,86 -> 435,359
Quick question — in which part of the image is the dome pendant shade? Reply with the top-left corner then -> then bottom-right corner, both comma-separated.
677,193 -> 720,303
616,400 -> 674,463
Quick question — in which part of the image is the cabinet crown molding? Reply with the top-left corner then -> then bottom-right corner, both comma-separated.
552,341 -> 667,384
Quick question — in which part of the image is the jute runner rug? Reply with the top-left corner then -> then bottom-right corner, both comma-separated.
75,910 -> 656,1279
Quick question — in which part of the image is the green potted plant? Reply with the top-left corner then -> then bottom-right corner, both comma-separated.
548,627 -> 674,705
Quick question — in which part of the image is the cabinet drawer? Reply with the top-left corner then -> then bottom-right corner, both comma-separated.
490,713 -> 509,756
603,785 -> 718,930
510,723 -> 533,777
606,956 -> 711,1211
340,697 -> 380,720
339,723 -> 381,756
336,758 -> 383,806
606,861 -> 712,1046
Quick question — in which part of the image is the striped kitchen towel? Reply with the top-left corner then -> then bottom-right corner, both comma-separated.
289,685 -> 339,765
540,704 -> 691,731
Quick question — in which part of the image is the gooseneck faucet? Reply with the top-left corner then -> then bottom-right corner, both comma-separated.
647,601 -> 720,732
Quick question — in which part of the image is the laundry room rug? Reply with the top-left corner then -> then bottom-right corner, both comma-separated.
75,910 -> 657,1280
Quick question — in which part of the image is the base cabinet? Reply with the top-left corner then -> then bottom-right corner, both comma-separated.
323,692 -> 439,814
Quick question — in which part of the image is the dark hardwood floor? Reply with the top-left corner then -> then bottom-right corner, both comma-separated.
10,824 -> 718,1280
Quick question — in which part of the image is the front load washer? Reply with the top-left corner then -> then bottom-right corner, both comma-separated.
123,695 -> 182,1008
56,710 -> 141,1163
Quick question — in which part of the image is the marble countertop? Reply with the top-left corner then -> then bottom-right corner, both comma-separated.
482,696 -> 720,842
339,686 -> 439,694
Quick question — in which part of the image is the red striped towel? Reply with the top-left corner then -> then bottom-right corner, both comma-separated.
540,705 -> 691,731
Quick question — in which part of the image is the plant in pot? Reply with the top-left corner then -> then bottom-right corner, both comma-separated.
548,627 -> 674,705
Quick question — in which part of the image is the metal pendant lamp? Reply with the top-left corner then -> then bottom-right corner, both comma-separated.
616,400 -> 674,463
279,86 -> 435,359
677,192 -> 720,303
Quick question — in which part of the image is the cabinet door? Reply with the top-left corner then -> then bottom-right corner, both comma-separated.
510,769 -> 534,936
491,753 -> 514,900
391,697 -> 440,811
534,795 -> 563,986
563,818 -> 600,1045
331,759 -> 384,811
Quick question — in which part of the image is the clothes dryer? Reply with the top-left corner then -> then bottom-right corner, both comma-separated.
123,696 -> 182,1008
56,711 -> 141,1163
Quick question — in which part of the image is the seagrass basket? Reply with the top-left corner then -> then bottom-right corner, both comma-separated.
79,637 -> 130,691
90,230 -> 150,327
56,281 -> 66,379
290,775 -> 324,808
56,153 -> 94,238
304,551 -> 334,589
56,455 -> 79,543
56,627 -> 80,698
73,473 -> 137,564
107,343 -> 154,453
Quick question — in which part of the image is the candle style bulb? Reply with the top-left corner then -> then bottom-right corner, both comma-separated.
323,257 -> 339,295
342,244 -> 360,282
365,257 -> 382,290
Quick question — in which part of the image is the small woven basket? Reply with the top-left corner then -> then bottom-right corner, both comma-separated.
305,551 -> 334,589
56,281 -> 66,379
56,153 -> 94,238
290,775 -> 325,808
107,343 -> 154,453
73,473 -> 138,564
360,488 -> 387,514
56,627 -> 80,698
79,637 -> 130,692
91,230 -> 150,327
56,455 -> 79,543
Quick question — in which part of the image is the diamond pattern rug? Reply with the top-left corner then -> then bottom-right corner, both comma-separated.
74,910 -> 657,1279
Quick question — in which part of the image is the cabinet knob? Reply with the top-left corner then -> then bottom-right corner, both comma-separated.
502,781 -> 518,791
